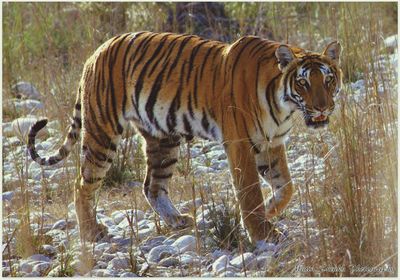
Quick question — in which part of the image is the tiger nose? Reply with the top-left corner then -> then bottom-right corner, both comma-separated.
314,106 -> 326,112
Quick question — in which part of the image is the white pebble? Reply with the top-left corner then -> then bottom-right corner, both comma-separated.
254,240 -> 276,254
19,260 -> 33,273
172,235 -> 197,254
230,253 -> 257,270
120,272 -> 138,277
12,82 -> 41,100
257,253 -> 273,270
159,256 -> 179,267
32,262 -> 51,275
147,245 -> 178,263
40,244 -> 56,256
107,257 -> 130,270
28,254 -> 51,263
212,255 -> 230,274
2,191 -> 14,202
12,117 -> 46,142
51,220 -> 67,230
179,252 -> 201,265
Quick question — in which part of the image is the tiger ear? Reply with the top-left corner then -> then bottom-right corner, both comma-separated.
323,41 -> 341,63
275,45 -> 295,71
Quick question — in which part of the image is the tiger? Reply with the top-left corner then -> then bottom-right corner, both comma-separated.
27,31 -> 342,244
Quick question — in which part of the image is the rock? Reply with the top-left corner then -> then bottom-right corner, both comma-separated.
147,245 -> 178,263
32,262 -> 51,275
163,238 -> 176,246
120,272 -> 138,277
137,219 -> 154,230
95,242 -> 111,252
40,244 -> 56,256
91,269 -> 112,277
117,218 -> 137,230
47,168 -> 73,182
350,79 -> 366,91
116,210 -> 147,231
179,252 -> 201,266
12,117 -> 48,141
103,269 -> 119,277
123,209 -> 145,221
384,34 -> 397,53
25,271 -> 41,277
254,240 -> 276,254
107,256 -> 130,270
100,253 -> 117,263
137,227 -> 155,240
19,260 -> 33,273
96,213 -> 115,228
2,191 -> 14,202
125,180 -> 142,189
51,219 -> 74,230
3,122 -> 13,137
159,256 -> 179,267
28,254 -> 51,263
211,249 -> 232,259
193,166 -> 215,176
11,82 -> 41,100
257,253 -> 273,270
178,198 -> 203,214
218,270 -> 238,277
197,217 -> 212,230
68,202 -> 75,212
110,236 -> 131,247
217,153 -> 227,160
230,253 -> 257,270
93,261 -> 108,269
46,230 -> 67,246
172,235 -> 197,253
70,259 -> 87,273
212,255 -> 230,274
47,266 -> 61,277
111,211 -> 127,225
14,99 -> 44,112
144,236 -> 166,248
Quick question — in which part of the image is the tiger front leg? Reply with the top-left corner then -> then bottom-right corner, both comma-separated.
225,141 -> 276,243
256,144 -> 294,219
142,133 -> 194,229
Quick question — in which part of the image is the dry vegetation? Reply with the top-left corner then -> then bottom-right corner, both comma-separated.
2,2 -> 397,277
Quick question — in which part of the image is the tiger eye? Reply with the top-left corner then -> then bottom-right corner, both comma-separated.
297,79 -> 307,86
325,75 -> 333,83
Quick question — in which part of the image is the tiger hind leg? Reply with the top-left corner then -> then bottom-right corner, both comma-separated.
141,132 -> 194,229
75,129 -> 122,243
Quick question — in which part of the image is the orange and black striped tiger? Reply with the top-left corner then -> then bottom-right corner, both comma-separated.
28,31 -> 342,243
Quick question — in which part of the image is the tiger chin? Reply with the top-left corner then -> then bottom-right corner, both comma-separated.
27,32 -> 342,245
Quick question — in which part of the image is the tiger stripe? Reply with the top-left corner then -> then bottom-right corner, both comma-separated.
27,32 -> 342,243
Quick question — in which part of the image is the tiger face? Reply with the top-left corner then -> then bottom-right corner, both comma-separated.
276,42 -> 342,129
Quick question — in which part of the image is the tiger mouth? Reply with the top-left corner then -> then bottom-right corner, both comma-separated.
305,115 -> 329,129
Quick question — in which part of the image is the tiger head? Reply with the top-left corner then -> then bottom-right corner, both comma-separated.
275,42 -> 342,129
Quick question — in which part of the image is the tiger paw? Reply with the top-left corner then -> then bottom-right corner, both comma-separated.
249,220 -> 279,244
80,222 -> 108,243
169,214 -> 194,229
